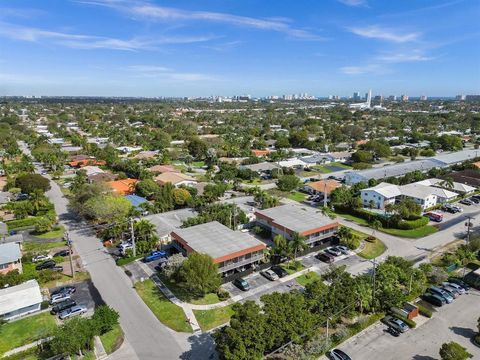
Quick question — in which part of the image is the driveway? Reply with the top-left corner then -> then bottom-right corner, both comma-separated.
329,289 -> 480,360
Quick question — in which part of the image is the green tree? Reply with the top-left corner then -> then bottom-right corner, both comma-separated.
177,253 -> 221,296
213,301 -> 267,360
135,179 -> 161,199
290,232 -> 307,261
83,195 -> 132,223
91,305 -> 119,335
439,342 -> 472,360
172,188 -> 192,206
352,150 -> 374,163
15,173 -> 51,194
50,317 -> 95,357
187,137 -> 209,159
276,174 -> 300,192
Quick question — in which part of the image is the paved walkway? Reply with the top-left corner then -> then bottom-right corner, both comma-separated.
2,337 -> 53,358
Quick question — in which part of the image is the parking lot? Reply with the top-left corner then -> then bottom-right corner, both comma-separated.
331,288 -> 480,360
50,280 -> 103,318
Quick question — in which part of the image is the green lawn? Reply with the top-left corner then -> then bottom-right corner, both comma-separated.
158,275 -> 222,305
330,162 -> 352,169
312,165 -> 333,173
99,324 -> 124,354
281,262 -> 305,275
192,161 -> 205,168
335,211 -> 369,226
358,239 -> 387,259
380,225 -> 438,238
350,228 -> 369,240
134,279 -> 192,333
0,312 -> 57,356
296,271 -> 321,286
288,191 -> 307,202
33,226 -> 65,239
23,241 -> 66,252
193,305 -> 235,332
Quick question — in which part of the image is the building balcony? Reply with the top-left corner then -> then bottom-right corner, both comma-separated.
305,231 -> 337,245
218,253 -> 264,273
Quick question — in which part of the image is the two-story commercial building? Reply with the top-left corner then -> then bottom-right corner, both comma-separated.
171,221 -> 266,276
254,204 -> 339,247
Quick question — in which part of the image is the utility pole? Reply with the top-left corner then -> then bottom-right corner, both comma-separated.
372,257 -> 377,313
326,317 -> 329,343
408,272 -> 413,294
130,218 -> 136,257
323,181 -> 327,208
65,231 -> 75,280
463,215 -> 474,277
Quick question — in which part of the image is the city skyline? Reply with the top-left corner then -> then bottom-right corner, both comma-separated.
0,0 -> 479,97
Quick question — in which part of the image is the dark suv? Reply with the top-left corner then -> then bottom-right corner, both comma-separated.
271,266 -> 289,278
51,299 -> 77,315
315,252 -> 334,263
36,260 -> 56,270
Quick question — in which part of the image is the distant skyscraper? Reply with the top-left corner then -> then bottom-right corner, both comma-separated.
420,95 -> 427,101
456,94 -> 466,101
353,92 -> 360,101
365,92 -> 369,100
401,94 -> 409,102
388,95 -> 397,101
466,95 -> 480,101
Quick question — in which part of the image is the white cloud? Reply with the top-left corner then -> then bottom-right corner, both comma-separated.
376,52 -> 433,63
340,64 -> 383,75
80,1 -> 323,40
0,21 -> 215,51
337,0 -> 367,7
127,65 -> 217,81
350,25 -> 420,43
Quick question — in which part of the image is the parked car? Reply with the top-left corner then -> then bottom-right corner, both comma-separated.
261,269 -> 280,281
233,278 -> 251,291
442,204 -> 462,213
36,260 -> 56,270
422,292 -> 446,307
386,326 -> 401,337
335,246 -> 350,255
325,247 -> 342,257
382,316 -> 409,333
118,243 -> 133,256
59,305 -> 87,320
424,211 -> 443,222
53,249 -> 71,257
51,299 -> 77,315
441,285 -> 460,298
468,197 -> 480,204
442,282 -> 465,294
429,286 -> 454,303
143,250 -> 167,263
52,266 -> 64,272
315,252 -> 335,263
271,265 -> 289,278
327,349 -> 352,360
51,285 -> 76,297
459,199 -> 473,206
447,277 -> 470,290
32,254 -> 52,263
154,258 -> 168,271
50,292 -> 71,305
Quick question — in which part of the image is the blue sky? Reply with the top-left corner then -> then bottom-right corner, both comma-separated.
0,0 -> 479,97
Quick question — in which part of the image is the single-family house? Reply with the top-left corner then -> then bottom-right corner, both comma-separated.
303,180 -> 341,201
106,179 -> 138,195
0,242 -> 22,275
145,208 -> 197,245
0,280 -> 43,320
148,164 -> 176,174
154,172 -> 197,188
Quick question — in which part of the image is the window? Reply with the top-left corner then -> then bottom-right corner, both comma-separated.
0,263 -> 9,270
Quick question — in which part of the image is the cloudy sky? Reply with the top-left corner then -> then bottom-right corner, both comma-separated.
0,0 -> 479,97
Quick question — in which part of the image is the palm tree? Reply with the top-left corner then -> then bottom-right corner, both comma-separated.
440,177 -> 454,190
290,232 -> 307,261
384,203 -> 396,215
338,226 -> 353,243
134,219 -> 156,242
370,219 -> 382,237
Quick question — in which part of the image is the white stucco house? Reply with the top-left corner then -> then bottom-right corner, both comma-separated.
361,182 -> 402,209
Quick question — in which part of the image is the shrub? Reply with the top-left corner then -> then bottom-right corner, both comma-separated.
417,304 -> 433,318
217,289 -> 230,301
397,217 -> 429,230
396,315 -> 416,328
41,300 -> 50,310
365,236 -> 377,243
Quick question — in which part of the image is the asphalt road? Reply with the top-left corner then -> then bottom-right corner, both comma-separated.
334,289 -> 480,360
19,142 -> 203,360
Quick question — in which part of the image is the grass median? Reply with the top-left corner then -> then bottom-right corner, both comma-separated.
99,324 -> 124,354
134,279 -> 192,333
358,239 -> 387,259
296,271 -> 321,286
380,225 -> 438,238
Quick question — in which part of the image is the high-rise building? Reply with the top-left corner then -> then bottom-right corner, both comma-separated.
353,92 -> 360,101
374,95 -> 384,102
400,94 -> 409,102
420,95 -> 427,101
466,95 -> 480,101
456,95 -> 466,101
388,95 -> 397,101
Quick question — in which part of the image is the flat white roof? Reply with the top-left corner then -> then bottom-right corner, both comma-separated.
0,280 -> 42,316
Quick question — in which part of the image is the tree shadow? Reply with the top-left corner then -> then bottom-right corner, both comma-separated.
180,332 -> 217,360
449,326 -> 476,339
412,355 -> 436,360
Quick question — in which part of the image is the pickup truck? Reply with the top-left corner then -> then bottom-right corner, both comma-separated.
143,250 -> 167,262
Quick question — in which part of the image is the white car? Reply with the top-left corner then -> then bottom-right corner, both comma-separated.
261,269 -> 279,281
32,254 -> 52,263
50,292 -> 71,305
118,242 -> 133,255
442,282 -> 465,294
59,305 -> 87,320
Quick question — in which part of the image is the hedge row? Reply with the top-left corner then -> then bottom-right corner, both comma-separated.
335,205 -> 426,230
397,217 -> 429,230
417,304 -> 433,318
6,216 -> 40,230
